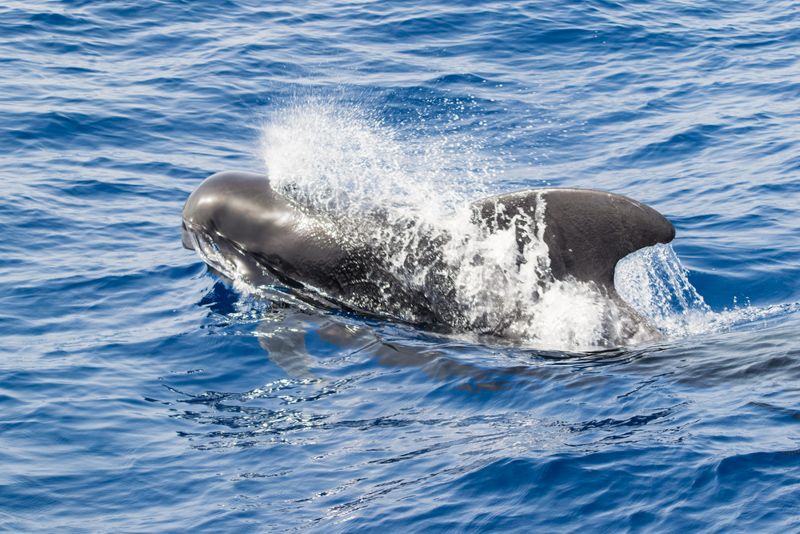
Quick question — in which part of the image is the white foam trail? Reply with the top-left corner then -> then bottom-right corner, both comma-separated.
248,97 -> 788,351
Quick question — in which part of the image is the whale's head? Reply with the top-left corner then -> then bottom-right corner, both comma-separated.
183,172 -> 276,246
181,171 -> 302,285
181,171 -> 355,290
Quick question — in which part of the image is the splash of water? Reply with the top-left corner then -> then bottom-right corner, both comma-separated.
259,98 -> 651,350
250,97 -> 781,351
615,244 -> 709,327
615,243 -> 795,338
261,97 -> 490,221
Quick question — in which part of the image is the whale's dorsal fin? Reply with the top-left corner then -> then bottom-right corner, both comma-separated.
472,188 -> 675,289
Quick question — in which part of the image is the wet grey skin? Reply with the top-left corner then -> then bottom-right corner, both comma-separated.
181,171 -> 675,334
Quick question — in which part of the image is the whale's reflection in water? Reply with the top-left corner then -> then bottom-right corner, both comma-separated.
254,298 -> 643,387
166,281 -> 683,454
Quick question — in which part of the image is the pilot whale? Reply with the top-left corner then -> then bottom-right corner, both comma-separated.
181,171 -> 675,343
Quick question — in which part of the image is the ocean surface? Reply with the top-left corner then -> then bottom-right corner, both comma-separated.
2,0 -> 799,531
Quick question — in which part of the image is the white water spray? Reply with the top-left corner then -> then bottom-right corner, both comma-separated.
248,97 -> 782,351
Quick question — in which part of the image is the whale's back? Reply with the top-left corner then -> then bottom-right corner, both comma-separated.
472,188 -> 676,289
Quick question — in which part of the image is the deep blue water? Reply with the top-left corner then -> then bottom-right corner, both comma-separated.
2,0 -> 800,531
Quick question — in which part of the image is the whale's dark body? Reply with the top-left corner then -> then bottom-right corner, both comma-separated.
182,171 -> 675,335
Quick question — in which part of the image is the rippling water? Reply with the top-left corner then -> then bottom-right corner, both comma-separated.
1,1 -> 799,531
